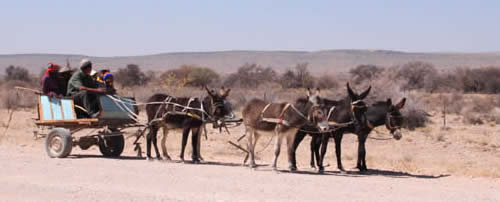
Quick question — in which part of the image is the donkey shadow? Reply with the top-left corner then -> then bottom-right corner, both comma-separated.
253,166 -> 450,179
323,168 -> 450,179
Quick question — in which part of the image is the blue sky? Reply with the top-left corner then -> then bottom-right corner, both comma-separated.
1,0 -> 499,56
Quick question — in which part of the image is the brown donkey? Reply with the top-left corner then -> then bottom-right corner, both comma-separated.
241,88 -> 329,171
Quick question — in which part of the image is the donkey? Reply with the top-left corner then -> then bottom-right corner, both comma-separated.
241,88 -> 329,171
327,98 -> 406,171
291,83 -> 371,172
297,97 -> 406,172
145,86 -> 232,162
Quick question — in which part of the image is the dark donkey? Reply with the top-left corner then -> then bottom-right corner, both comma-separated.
242,88 -> 329,171
299,97 -> 406,172
291,83 -> 371,172
145,87 -> 232,162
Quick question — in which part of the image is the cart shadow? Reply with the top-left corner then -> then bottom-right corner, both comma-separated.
69,154 -> 146,160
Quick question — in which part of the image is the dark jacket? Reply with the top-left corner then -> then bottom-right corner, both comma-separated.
67,70 -> 97,96
41,74 -> 64,97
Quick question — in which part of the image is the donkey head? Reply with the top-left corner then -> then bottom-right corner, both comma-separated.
346,82 -> 371,120
385,98 -> 406,140
306,88 -> 329,132
204,86 -> 233,121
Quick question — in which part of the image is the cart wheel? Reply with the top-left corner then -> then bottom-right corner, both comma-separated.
98,134 -> 125,157
45,128 -> 73,158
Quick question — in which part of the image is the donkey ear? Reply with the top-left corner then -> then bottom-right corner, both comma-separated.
307,88 -> 313,97
359,86 -> 371,100
386,98 -> 393,109
346,82 -> 357,100
395,97 -> 406,109
222,88 -> 231,98
315,88 -> 321,96
205,85 -> 215,97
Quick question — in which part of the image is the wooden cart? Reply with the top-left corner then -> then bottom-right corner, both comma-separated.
35,95 -> 139,158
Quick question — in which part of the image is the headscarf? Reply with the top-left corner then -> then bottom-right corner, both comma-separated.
45,62 -> 60,75
103,73 -> 113,81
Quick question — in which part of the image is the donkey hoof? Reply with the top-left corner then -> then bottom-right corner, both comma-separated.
318,167 -> 325,174
163,155 -> 171,161
289,166 -> 297,172
249,163 -> 257,168
192,159 -> 201,164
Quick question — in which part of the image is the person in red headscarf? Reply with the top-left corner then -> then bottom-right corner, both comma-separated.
41,62 -> 64,98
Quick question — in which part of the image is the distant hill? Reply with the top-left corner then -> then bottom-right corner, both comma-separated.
1,50 -> 500,75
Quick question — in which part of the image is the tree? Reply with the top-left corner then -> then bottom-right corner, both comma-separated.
223,63 -> 277,88
395,61 -> 438,91
115,64 -> 151,87
160,65 -> 220,88
349,64 -> 384,84
5,65 -> 31,82
280,63 -> 314,88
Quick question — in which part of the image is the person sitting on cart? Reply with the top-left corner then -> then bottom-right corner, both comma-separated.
96,69 -> 110,86
67,59 -> 106,118
41,62 -> 64,98
99,73 -> 116,95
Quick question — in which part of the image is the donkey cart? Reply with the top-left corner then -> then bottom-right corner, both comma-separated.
34,94 -> 139,158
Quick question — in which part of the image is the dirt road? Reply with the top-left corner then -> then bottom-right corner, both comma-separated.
1,145 -> 498,202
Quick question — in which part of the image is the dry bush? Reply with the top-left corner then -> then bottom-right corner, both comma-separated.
5,65 -> 31,82
394,61 -> 438,91
280,63 -> 314,89
115,64 -> 152,87
0,80 -> 38,109
315,74 -> 339,89
349,64 -> 384,84
223,63 -> 277,88
160,65 -> 220,88
460,96 -> 498,125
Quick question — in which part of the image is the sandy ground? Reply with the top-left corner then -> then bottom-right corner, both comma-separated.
1,108 -> 499,201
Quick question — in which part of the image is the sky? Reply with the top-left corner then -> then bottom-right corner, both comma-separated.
1,0 -> 499,56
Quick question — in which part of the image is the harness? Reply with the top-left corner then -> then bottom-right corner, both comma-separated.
259,103 -> 312,126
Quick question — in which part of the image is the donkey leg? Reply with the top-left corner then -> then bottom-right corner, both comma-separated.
180,127 -> 190,162
246,127 -> 257,168
310,135 -> 319,169
191,127 -> 201,163
333,132 -> 345,171
286,131 -> 298,171
271,133 -> 284,171
151,129 -> 162,160
317,134 -> 330,173
160,127 -> 171,160
356,134 -> 368,171
196,124 -> 204,161
291,130 -> 306,170
146,126 -> 157,160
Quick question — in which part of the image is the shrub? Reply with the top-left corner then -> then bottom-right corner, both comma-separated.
280,63 -> 314,88
395,61 -> 438,91
315,74 -> 339,89
349,64 -> 384,84
160,65 -> 220,88
5,65 -> 31,82
115,64 -> 151,87
186,67 -> 219,87
223,63 -> 277,88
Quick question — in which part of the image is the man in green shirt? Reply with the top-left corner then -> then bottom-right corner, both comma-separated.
67,59 -> 106,117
